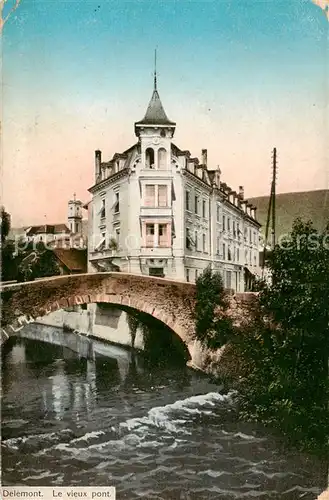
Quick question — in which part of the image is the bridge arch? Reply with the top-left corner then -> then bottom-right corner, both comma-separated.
0,273 -> 197,361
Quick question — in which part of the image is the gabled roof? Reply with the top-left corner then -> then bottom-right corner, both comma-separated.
53,248 -> 87,272
25,224 -> 70,236
135,89 -> 175,127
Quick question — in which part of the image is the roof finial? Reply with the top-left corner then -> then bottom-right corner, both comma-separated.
73,192 -> 76,201
154,48 -> 157,91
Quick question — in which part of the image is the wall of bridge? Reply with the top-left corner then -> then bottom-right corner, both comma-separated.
1,272 -> 258,373
35,304 -> 144,350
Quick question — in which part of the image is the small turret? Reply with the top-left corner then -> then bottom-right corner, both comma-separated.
68,193 -> 83,234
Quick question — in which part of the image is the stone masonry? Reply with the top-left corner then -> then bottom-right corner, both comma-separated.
0,272 -> 257,368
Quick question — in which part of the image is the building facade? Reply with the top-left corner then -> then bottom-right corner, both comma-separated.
22,196 -> 87,249
88,77 -> 261,291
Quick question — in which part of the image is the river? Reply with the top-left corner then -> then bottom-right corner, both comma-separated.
1,326 -> 326,499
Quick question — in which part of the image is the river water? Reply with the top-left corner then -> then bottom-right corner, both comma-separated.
1,328 -> 326,500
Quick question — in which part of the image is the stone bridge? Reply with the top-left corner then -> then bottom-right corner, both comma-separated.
0,272 -> 256,369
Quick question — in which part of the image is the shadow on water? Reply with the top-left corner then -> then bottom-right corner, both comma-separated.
136,311 -> 190,368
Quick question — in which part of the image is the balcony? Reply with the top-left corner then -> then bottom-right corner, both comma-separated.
139,167 -> 172,176
140,246 -> 172,257
90,244 -> 124,261
140,206 -> 172,218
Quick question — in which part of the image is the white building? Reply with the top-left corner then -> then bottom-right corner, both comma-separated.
22,195 -> 87,249
88,76 -> 261,291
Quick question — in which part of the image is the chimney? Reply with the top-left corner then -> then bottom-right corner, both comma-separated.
238,185 -> 244,200
95,150 -> 102,181
201,149 -> 207,167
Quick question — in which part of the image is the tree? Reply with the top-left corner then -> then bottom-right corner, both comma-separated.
31,248 -> 61,279
0,207 -> 16,281
194,265 -> 235,350
0,206 -> 11,243
16,243 -> 61,281
236,219 -> 329,454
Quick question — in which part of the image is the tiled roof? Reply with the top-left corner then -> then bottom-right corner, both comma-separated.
249,189 -> 329,236
25,224 -> 70,236
53,248 -> 87,272
135,89 -> 175,126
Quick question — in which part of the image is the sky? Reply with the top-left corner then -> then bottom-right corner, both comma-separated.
2,0 -> 329,227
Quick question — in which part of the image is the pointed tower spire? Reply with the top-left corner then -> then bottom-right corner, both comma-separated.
135,51 -> 176,135
154,48 -> 157,91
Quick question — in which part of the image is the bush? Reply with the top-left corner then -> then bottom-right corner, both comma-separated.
234,219 -> 329,455
195,265 -> 235,349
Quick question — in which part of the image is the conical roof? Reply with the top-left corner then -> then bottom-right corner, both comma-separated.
135,87 -> 175,127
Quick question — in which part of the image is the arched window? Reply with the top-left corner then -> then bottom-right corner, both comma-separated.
145,148 -> 155,169
158,148 -> 167,170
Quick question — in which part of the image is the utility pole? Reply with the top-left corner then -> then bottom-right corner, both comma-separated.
271,147 -> 277,249
262,148 -> 278,277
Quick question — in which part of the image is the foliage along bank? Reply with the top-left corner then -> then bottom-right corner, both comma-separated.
194,218 -> 329,456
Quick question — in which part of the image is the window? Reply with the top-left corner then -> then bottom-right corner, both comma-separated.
237,248 -> 240,262
202,233 -> 206,252
146,147 -> 155,168
222,243 -> 226,259
95,231 -> 106,251
115,228 -> 120,245
217,205 -> 220,222
227,218 -> 231,231
222,215 -> 226,231
186,269 -> 190,282
100,199 -> 106,218
186,228 -> 192,249
158,148 -> 167,170
114,192 -> 119,213
195,231 -> 198,251
226,271 -> 232,289
217,236 -> 220,255
158,224 -> 168,247
145,185 -> 155,206
233,221 -> 236,237
202,200 -> 206,218
254,253 -> 257,266
146,224 -> 155,247
185,191 -> 190,211
228,246 -> 232,261
195,269 -> 198,280
158,185 -> 168,207
195,195 -> 199,214
149,267 -> 164,277
237,222 -> 240,238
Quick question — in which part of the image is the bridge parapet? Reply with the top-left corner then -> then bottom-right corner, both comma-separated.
1,273 -> 257,370
0,273 -> 196,346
